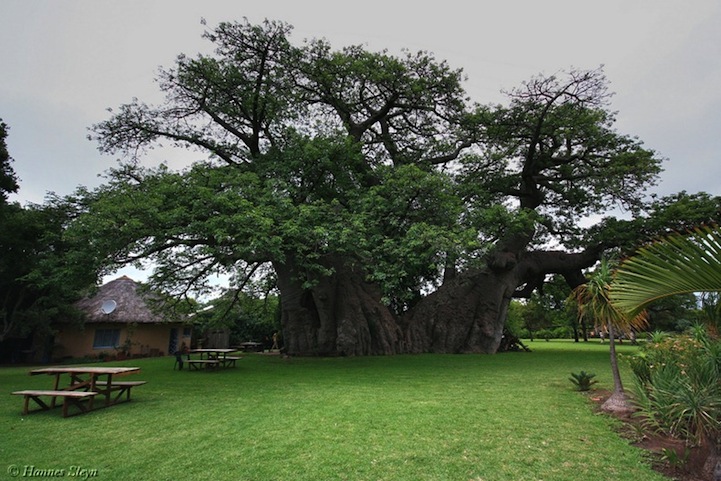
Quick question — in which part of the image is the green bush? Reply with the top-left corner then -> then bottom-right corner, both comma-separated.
537,329 -> 553,341
569,371 -> 598,391
552,326 -> 573,339
647,330 -> 670,344
517,328 -> 531,339
629,333 -> 721,445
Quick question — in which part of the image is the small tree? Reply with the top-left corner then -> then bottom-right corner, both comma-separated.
571,259 -> 647,412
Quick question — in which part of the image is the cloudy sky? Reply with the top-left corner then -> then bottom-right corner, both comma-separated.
2,1 -> 720,207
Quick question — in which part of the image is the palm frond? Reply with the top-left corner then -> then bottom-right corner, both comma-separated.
612,225 -> 721,316
571,258 -> 648,332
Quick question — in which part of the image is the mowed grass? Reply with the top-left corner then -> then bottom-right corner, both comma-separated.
1,341 -> 668,481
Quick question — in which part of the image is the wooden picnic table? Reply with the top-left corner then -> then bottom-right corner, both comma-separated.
14,366 -> 145,416
237,341 -> 264,352
187,349 -> 240,370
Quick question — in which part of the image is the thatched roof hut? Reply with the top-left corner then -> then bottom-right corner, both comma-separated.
75,276 -> 166,324
55,275 -> 191,360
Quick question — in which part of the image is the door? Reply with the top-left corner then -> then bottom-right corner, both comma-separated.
168,328 -> 178,355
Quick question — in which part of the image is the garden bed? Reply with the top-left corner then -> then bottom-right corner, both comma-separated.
590,389 -> 714,481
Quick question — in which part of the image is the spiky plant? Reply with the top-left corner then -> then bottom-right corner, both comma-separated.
569,371 -> 598,391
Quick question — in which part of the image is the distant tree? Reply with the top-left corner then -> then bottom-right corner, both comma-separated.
458,277 -> 576,342
504,300 -> 526,338
0,122 -> 97,344
193,290 -> 280,346
541,275 -> 578,339
0,200 -> 98,343
643,293 -> 698,332
520,297 -> 553,341
697,292 -> 721,335
0,119 -> 19,202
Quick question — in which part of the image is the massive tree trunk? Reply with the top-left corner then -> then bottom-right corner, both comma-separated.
403,268 -> 518,353
275,244 -> 599,356
273,255 -> 403,356
403,247 -> 599,354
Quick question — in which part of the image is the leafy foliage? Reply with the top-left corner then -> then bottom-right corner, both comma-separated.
613,225 -> 721,317
84,19 -> 478,307
459,68 -> 662,251
571,259 -> 648,335
569,371 -> 598,391
582,192 -> 721,256
630,333 -> 721,445
0,200 -> 98,341
0,120 -> 19,202
0,121 -> 98,342
660,447 -> 691,469
81,19 -> 670,305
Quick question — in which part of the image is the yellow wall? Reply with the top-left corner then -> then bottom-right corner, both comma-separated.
53,322 -> 191,360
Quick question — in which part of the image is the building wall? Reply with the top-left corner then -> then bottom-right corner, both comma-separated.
52,322 -> 191,360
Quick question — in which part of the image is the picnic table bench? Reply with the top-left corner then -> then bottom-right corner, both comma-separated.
93,380 -> 148,403
12,390 -> 98,417
219,356 -> 241,368
187,359 -> 220,370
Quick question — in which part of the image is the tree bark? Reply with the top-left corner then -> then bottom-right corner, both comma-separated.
601,323 -> 633,413
403,247 -> 599,354
273,255 -> 403,356
276,245 -> 599,356
403,269 -> 517,354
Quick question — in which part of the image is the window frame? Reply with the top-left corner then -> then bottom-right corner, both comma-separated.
92,328 -> 121,349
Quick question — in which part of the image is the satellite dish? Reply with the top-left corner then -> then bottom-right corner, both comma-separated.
101,300 -> 117,314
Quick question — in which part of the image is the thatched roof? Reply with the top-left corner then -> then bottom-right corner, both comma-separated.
75,276 -> 170,324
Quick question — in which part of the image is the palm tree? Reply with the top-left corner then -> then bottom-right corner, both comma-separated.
571,258 -> 647,412
612,224 -> 721,316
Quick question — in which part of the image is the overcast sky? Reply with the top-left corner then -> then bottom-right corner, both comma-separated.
2,1 -> 720,204
3,0 -> 720,205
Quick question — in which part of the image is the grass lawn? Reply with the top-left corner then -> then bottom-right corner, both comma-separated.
1,340 -> 668,481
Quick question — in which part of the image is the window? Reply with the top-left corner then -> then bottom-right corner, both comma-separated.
93,329 -> 120,349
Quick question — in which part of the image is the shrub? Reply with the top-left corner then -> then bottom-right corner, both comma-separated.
647,330 -> 670,344
569,371 -> 598,391
552,326 -> 573,339
629,333 -> 721,445
660,447 -> 690,470
537,329 -> 553,341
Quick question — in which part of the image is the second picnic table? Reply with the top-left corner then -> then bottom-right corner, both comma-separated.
186,348 -> 240,370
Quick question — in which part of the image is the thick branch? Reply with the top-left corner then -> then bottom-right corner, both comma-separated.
512,246 -> 602,297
